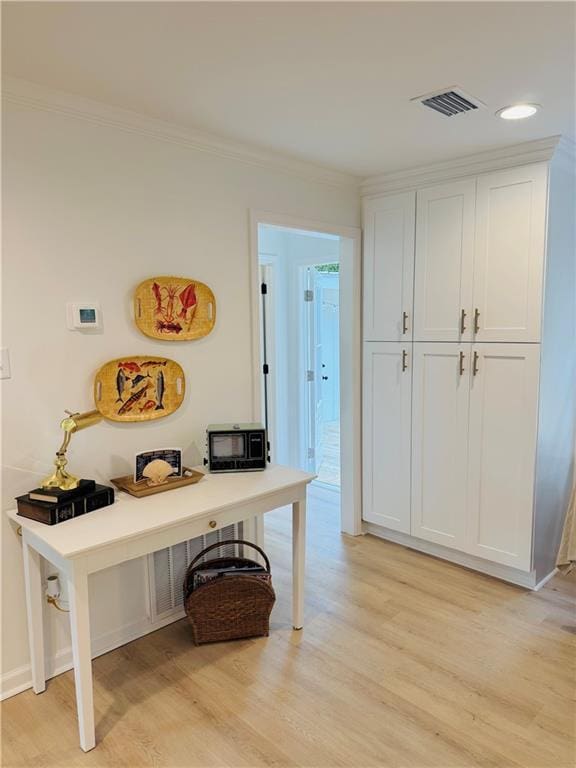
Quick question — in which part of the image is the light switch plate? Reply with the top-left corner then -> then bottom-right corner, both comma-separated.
0,348 -> 11,379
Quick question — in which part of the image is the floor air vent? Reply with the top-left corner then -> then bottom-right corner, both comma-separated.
149,522 -> 244,619
413,88 -> 484,117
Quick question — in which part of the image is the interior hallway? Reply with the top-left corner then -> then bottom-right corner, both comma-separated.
2,486 -> 574,767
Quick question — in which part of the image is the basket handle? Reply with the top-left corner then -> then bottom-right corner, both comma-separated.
186,539 -> 271,574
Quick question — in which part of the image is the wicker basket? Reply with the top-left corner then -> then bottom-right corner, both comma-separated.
183,539 -> 276,645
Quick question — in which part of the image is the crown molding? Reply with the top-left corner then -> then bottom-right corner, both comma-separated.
361,135 -> 564,197
2,77 -> 360,190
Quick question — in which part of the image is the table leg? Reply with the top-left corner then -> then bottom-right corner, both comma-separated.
292,497 -> 306,630
68,565 -> 95,752
22,538 -> 46,694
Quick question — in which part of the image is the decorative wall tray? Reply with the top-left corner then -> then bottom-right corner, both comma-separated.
134,276 -> 216,341
110,467 -> 204,497
94,356 -> 185,422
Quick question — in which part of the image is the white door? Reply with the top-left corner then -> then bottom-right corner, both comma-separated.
304,267 -> 324,472
411,342 -> 470,549
363,192 -> 415,342
473,164 -> 547,343
466,344 -> 539,571
362,342 -> 412,533
414,179 -> 475,342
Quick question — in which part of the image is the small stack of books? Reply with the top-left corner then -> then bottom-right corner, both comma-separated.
16,480 -> 114,525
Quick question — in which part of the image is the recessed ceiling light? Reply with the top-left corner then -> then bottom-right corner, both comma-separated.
496,104 -> 540,120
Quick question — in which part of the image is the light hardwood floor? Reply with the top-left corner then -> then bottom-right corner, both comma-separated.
2,487 -> 575,767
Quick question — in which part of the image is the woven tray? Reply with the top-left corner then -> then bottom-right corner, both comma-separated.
94,356 -> 185,422
134,276 -> 216,341
110,467 -> 204,497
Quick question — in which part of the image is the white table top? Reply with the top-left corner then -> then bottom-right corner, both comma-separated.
6,464 -> 314,559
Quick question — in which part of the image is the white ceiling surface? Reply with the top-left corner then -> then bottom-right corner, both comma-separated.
3,2 -> 575,177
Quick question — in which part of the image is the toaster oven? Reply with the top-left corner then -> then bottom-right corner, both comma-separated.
205,423 -> 268,472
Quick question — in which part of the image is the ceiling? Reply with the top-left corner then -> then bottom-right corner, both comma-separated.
3,2 -> 575,177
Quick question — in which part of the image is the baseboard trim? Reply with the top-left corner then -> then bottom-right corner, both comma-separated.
363,522 -> 548,589
0,610 -> 185,701
533,568 -> 558,591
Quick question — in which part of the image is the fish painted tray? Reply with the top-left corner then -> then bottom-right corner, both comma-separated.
94,356 -> 185,422
110,468 -> 204,497
134,276 -> 216,341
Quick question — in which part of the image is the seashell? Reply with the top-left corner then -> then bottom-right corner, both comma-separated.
142,459 -> 175,486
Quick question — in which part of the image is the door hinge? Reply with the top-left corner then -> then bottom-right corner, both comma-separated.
304,289 -> 314,302
263,363 -> 269,375
306,370 -> 314,382
261,282 -> 268,295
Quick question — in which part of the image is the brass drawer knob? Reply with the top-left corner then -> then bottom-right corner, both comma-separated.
209,520 -> 217,529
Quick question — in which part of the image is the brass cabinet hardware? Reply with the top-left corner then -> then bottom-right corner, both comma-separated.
473,350 -> 479,376
474,308 -> 480,334
459,351 -> 465,376
460,309 -> 467,334
402,349 -> 408,372
209,520 -> 217,529
402,311 -> 409,335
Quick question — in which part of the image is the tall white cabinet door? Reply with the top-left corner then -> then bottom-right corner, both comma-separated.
362,342 -> 412,533
411,343 -> 470,549
414,179 -> 475,342
466,344 -> 539,571
473,164 -> 548,342
363,192 -> 415,341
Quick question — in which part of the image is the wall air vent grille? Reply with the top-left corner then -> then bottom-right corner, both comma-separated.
149,522 -> 244,618
413,88 -> 484,117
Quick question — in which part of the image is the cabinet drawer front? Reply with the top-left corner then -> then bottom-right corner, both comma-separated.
363,192 -> 415,341
414,180 -> 475,342
362,342 -> 412,533
466,344 -> 539,571
411,343 -> 470,549
473,164 -> 547,343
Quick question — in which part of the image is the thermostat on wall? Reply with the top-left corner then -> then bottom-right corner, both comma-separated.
66,302 -> 102,331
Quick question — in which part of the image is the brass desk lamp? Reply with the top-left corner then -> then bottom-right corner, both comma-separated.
41,410 -> 102,490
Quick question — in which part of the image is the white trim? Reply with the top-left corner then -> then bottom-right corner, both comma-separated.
2,77 -> 359,190
361,136 -> 563,197
0,611 -> 185,701
364,522 -> 545,589
533,568 -> 559,592
250,211 -> 362,535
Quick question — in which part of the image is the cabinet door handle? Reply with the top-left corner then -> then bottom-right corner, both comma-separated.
402,311 -> 409,335
459,351 -> 465,376
473,350 -> 479,376
402,349 -> 408,372
460,309 -> 467,334
473,308 -> 480,334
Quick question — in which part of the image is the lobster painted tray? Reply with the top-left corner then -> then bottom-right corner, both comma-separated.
134,276 -> 216,341
94,357 -> 185,422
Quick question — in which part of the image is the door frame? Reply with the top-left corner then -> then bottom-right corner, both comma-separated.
249,210 -> 362,535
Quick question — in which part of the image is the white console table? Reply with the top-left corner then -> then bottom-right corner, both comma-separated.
7,464 -> 314,752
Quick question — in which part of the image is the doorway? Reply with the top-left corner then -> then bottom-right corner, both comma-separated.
251,212 -> 361,535
303,262 -> 340,486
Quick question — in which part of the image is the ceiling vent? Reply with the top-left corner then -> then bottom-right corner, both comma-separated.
412,87 -> 485,117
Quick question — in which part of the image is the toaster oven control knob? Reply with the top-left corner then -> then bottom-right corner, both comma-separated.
203,458 -> 208,465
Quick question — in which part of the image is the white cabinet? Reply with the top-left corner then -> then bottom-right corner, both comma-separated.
411,343 -> 469,549
363,192 -> 415,341
414,180 -> 475,342
466,344 -> 540,570
473,164 -> 547,343
362,342 -> 411,533
362,142 -> 575,586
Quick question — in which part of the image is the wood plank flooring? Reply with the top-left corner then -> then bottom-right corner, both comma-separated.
2,488 -> 575,767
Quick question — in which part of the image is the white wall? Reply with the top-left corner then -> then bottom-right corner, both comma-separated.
1,90 -> 359,697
